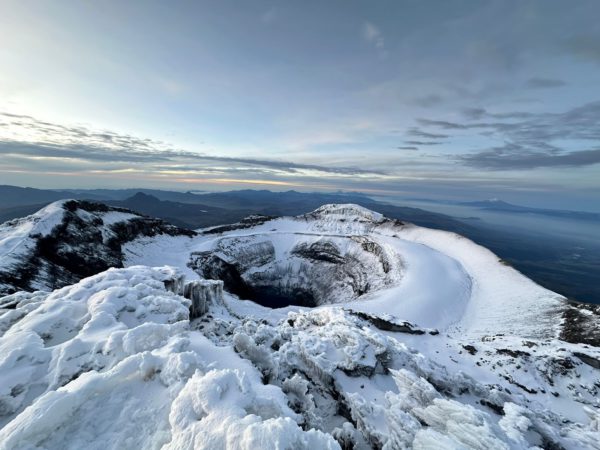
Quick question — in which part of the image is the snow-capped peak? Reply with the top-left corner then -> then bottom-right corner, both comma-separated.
1,202 -> 599,449
308,203 -> 385,223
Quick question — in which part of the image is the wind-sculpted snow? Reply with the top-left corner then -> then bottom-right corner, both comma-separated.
0,267 -> 339,450
1,267 -> 598,449
227,307 -> 600,449
0,266 -> 189,424
0,203 -> 598,449
0,266 -> 600,449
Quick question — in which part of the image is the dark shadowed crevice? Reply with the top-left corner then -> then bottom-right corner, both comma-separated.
192,253 -> 317,308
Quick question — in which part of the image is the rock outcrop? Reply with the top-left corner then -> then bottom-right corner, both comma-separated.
0,200 -> 195,295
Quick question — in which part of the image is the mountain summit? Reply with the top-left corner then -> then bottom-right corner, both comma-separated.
0,203 -> 598,449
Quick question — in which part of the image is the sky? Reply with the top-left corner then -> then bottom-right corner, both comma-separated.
0,0 -> 599,211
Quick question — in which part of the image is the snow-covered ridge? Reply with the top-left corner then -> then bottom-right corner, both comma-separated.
0,200 -> 195,295
307,203 -> 385,223
123,203 -> 567,338
0,201 -> 67,271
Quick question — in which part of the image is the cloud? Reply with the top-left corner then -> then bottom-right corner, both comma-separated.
566,35 -> 600,63
363,22 -> 386,57
407,128 -> 448,139
525,77 -> 566,89
190,155 -> 386,175
0,141 -> 383,176
460,145 -> 600,170
415,100 -> 600,170
396,146 -> 418,151
461,107 -> 533,120
417,119 -> 467,130
412,94 -> 444,108
404,140 -> 442,146
421,101 -> 600,142
0,112 -> 385,177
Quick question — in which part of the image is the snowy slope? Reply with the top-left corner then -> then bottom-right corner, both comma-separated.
0,203 -> 598,449
0,202 -> 66,272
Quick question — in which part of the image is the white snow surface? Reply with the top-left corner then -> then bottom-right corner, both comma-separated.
0,266 -> 339,450
0,203 -> 598,449
0,201 -> 67,269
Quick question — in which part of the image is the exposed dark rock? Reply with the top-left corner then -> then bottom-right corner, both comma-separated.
540,436 -> 566,450
202,215 -> 276,234
573,352 -> 600,369
291,241 -> 345,264
189,234 -> 400,308
480,399 -> 504,415
496,348 -> 531,358
348,310 -> 428,335
502,375 -> 538,394
0,200 -> 195,295
560,301 -> 600,347
189,251 -> 315,308
341,364 -> 377,378
463,344 -> 478,355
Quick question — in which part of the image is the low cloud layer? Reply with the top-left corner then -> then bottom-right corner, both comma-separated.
416,101 -> 600,170
525,77 -> 566,89
0,113 -> 383,177
460,145 -> 600,170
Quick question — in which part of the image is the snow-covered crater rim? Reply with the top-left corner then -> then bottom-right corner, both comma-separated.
305,204 -> 385,222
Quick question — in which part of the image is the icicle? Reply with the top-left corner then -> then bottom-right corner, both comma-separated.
183,279 -> 224,319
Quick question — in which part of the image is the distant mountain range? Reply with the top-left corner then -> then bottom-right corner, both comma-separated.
0,185 -> 475,234
406,197 -> 600,221
0,185 -> 598,304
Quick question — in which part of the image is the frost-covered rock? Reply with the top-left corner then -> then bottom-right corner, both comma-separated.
183,279 -> 224,319
164,369 -> 340,450
1,263 -> 599,449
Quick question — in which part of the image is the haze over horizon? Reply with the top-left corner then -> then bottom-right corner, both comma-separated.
1,1 -> 599,211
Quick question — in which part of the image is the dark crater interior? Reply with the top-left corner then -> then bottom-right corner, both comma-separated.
188,235 -> 397,309
189,252 -> 317,308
